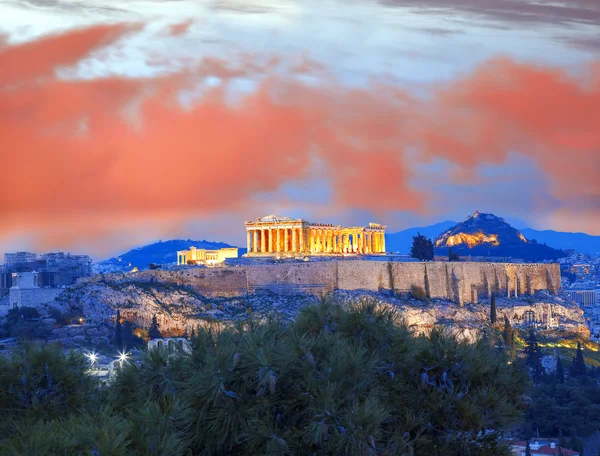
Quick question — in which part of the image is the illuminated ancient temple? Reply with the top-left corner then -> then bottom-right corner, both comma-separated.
244,215 -> 386,256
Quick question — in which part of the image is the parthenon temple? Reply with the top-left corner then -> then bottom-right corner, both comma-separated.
244,215 -> 386,256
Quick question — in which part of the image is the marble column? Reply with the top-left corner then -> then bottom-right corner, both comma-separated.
253,230 -> 258,253
260,229 -> 266,253
284,228 -> 289,252
292,228 -> 297,252
381,232 -> 386,253
299,228 -> 304,252
247,231 -> 251,254
275,228 -> 281,252
268,229 -> 274,253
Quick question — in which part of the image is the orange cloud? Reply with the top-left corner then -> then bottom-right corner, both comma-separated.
0,25 -> 598,257
165,20 -> 195,37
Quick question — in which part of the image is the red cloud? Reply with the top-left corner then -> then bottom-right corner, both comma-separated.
0,25 -> 598,256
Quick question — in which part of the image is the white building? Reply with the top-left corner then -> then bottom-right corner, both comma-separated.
147,337 -> 191,354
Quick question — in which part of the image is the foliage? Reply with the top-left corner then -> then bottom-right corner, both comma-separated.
571,342 -> 587,378
502,315 -> 515,362
490,293 -> 497,325
0,307 -> 51,339
110,298 -> 524,455
148,314 -> 162,340
47,306 -> 76,325
448,247 -> 460,261
0,298 -> 531,455
410,284 -> 429,302
556,356 -> 564,383
523,328 -> 543,384
525,440 -> 531,456
19,306 -> 41,320
525,375 -> 600,449
115,309 -> 123,350
410,232 -> 434,261
0,343 -> 98,439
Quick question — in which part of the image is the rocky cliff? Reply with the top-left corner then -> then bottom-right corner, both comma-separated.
54,261 -> 583,338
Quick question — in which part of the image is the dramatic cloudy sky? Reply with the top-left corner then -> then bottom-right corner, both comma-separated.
0,0 -> 599,259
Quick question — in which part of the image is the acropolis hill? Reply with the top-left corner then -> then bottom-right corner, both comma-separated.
60,259 -> 584,341
6,215 -> 585,345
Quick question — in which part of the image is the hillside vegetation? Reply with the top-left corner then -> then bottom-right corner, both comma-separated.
0,298 -> 527,455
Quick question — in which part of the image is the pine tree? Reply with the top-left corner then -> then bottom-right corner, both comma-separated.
502,315 -> 516,360
490,294 -> 497,325
148,314 -> 162,340
410,232 -> 434,261
525,441 -> 532,456
524,327 -> 543,383
115,309 -> 123,349
571,342 -> 586,378
556,356 -> 564,383
448,247 -> 460,261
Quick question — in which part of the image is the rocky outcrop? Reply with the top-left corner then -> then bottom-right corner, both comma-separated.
57,274 -> 585,339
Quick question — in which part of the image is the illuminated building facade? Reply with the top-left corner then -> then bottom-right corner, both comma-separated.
176,247 -> 239,265
244,215 -> 386,256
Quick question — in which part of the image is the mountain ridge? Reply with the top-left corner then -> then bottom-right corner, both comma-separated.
386,217 -> 599,256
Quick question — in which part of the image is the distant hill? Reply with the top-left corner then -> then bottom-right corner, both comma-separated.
385,221 -> 457,254
519,228 -> 600,255
94,239 -> 245,273
434,212 -> 565,261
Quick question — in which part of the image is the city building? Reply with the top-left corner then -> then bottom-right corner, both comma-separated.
1,252 -> 92,294
510,440 -> 579,455
148,337 -> 191,354
564,289 -> 599,307
176,247 -> 239,266
8,271 -> 63,308
244,215 -> 386,256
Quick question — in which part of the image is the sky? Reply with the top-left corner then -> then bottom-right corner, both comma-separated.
0,0 -> 598,260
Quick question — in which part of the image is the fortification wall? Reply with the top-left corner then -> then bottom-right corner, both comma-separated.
245,262 -> 336,294
9,288 -> 62,308
82,261 -> 560,305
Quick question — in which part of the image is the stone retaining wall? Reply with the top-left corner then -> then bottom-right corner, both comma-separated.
9,287 -> 62,308
81,261 -> 560,305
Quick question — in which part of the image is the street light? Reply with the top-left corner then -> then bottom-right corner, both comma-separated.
87,352 -> 97,368
119,352 -> 128,365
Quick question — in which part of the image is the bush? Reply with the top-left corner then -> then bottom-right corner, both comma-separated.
411,284 -> 429,301
108,297 -> 524,455
0,343 -> 98,438
0,298 -> 527,455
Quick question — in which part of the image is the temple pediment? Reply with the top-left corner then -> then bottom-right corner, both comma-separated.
257,215 -> 295,223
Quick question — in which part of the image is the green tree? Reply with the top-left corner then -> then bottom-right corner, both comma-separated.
524,327 -> 543,383
448,247 -> 460,261
556,356 -> 565,383
502,315 -> 516,360
148,314 -> 162,340
571,342 -> 586,378
410,232 -> 434,261
115,309 -> 123,350
490,293 -> 497,325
